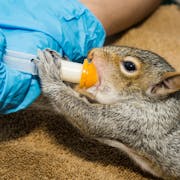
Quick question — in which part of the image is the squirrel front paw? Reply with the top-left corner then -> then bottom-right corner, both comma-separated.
34,49 -> 66,94
37,49 -> 62,82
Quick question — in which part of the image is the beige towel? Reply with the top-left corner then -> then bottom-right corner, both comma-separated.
0,5 -> 179,180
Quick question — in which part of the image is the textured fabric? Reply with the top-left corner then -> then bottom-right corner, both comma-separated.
0,0 -> 105,114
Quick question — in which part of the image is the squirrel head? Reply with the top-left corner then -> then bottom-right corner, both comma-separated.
80,46 -> 180,104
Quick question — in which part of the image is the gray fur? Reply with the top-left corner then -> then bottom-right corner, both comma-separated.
34,46 -> 180,179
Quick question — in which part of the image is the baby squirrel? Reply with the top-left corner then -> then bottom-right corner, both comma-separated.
34,46 -> 180,180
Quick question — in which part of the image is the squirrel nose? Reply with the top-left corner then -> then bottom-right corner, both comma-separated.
87,48 -> 104,61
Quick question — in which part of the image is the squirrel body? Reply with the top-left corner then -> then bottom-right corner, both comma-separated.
33,46 -> 180,179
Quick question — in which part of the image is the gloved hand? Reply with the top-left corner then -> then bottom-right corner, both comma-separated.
0,0 -> 105,114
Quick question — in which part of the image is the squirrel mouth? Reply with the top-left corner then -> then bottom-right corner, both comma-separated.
91,59 -> 103,89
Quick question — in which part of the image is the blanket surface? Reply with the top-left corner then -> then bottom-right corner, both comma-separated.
0,5 -> 179,180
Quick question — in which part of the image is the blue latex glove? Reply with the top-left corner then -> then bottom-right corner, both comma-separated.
0,0 -> 105,114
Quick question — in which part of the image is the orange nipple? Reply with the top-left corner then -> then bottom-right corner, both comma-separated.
79,59 -> 98,88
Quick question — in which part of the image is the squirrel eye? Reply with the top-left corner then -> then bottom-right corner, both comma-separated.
122,61 -> 136,72
120,56 -> 141,77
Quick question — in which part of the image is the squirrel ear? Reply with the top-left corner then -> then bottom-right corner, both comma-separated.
147,72 -> 180,97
